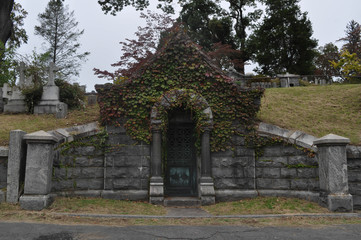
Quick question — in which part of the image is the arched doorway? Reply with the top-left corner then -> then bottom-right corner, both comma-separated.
149,89 -> 215,205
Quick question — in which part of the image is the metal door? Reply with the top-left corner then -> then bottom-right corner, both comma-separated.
165,123 -> 197,196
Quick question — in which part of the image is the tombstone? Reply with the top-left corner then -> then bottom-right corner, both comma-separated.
87,94 -> 97,106
277,73 -> 300,88
3,62 -> 27,113
34,63 -> 68,118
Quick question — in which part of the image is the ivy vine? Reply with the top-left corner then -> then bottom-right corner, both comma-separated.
96,28 -> 264,152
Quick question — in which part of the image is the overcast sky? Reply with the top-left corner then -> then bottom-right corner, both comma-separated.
16,0 -> 361,91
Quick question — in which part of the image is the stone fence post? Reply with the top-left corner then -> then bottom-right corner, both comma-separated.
19,131 -> 58,210
6,130 -> 27,203
314,134 -> 353,212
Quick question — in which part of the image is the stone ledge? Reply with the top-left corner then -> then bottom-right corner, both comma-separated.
47,122 -> 99,143
258,122 -> 317,151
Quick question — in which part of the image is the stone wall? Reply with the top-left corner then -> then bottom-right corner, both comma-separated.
52,141 -> 105,193
0,147 -> 8,189
347,146 -> 361,209
256,145 -> 319,192
51,123 -> 150,201
103,124 -> 150,199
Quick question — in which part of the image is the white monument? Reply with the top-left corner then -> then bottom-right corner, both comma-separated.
3,62 -> 27,113
34,62 -> 68,118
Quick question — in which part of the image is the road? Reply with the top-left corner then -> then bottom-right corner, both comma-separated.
0,222 -> 360,240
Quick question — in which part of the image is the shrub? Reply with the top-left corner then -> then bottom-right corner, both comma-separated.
55,79 -> 85,110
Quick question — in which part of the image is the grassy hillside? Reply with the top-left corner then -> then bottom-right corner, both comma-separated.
258,84 -> 361,145
0,104 -> 99,146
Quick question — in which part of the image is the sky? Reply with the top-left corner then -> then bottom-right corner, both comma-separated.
16,0 -> 361,91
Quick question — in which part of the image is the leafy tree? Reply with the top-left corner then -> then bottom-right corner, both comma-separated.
8,2 -> 28,49
314,43 -> 340,81
97,0 -> 262,74
35,0 -> 89,79
331,50 -> 361,83
248,0 -> 317,76
338,20 -> 361,59
94,11 -> 175,81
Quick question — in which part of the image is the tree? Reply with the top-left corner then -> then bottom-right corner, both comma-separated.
331,50 -> 361,83
97,0 -> 262,74
248,0 -> 317,76
94,11 -> 175,81
314,43 -> 340,81
0,0 -> 14,46
34,0 -> 89,79
338,20 -> 361,59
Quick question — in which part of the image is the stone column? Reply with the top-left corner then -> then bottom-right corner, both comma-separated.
149,124 -> 164,205
314,134 -> 353,212
200,127 -> 215,205
19,131 -> 58,210
6,130 -> 27,203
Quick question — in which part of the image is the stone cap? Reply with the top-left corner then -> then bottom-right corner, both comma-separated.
24,130 -> 58,143
314,134 -> 350,146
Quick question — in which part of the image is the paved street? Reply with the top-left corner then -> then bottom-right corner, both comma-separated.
0,222 -> 361,240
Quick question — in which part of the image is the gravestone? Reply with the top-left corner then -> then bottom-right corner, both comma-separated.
277,73 -> 300,88
34,63 -> 68,118
3,62 -> 27,113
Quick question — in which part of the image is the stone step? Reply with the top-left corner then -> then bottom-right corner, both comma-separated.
164,197 -> 201,207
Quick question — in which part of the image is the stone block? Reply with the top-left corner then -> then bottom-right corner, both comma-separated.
347,159 -> 361,170
256,156 -> 287,167
20,195 -> 53,211
256,168 -> 263,178
106,124 -> 127,134
102,190 -> 148,201
81,167 -> 104,178
0,191 -> 5,203
211,149 -> 234,157
261,168 -> 280,178
257,178 -> 290,190
215,190 -> 258,202
214,178 -> 238,189
348,183 -> 361,195
244,166 -> 255,178
89,157 -> 104,167
280,168 -> 297,178
353,195 -> 361,210
73,156 -> 89,166
297,168 -> 318,178
262,146 -> 282,157
108,134 -> 137,145
112,178 -> 148,190
348,170 -> 361,182
327,194 -> 353,212
212,167 -> 244,178
75,178 -> 103,190
288,155 -> 317,166
234,147 -> 254,157
290,179 -> 319,191
51,179 -> 75,191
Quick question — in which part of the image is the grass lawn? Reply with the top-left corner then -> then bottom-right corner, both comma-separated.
258,84 -> 361,145
0,104 -> 100,146
0,197 -> 360,226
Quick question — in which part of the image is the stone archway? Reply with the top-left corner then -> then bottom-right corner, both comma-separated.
149,89 -> 215,205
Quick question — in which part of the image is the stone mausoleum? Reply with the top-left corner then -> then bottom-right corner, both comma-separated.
1,27 -> 360,212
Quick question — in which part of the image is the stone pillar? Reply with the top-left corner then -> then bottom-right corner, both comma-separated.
314,134 -> 353,212
200,127 -> 215,205
149,125 -> 164,205
6,130 -> 27,203
19,131 -> 58,210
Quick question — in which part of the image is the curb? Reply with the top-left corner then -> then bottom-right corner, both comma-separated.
52,212 -> 361,219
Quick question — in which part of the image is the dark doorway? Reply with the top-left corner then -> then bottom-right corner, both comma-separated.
165,110 -> 197,197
